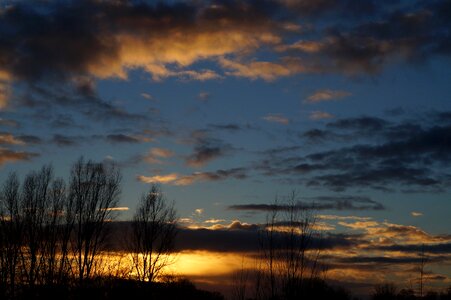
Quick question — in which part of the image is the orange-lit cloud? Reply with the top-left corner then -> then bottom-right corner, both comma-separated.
137,173 -> 180,184
219,57 -> 302,81
0,71 -> 10,109
142,147 -> 175,164
102,207 -> 130,211
0,147 -> 39,166
204,219 -> 226,224
0,133 -> 25,145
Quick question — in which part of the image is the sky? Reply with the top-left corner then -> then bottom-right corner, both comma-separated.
0,0 -> 451,296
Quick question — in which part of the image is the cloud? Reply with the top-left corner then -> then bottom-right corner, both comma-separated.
0,0 -> 281,101
0,147 -> 39,166
219,57 -> 304,81
411,211 -> 423,217
198,91 -> 210,101
0,0 -> 448,111
305,89 -> 351,103
185,134 -> 233,167
51,134 -> 81,147
194,208 -> 204,216
338,221 -> 380,230
174,221 -> 355,253
258,112 -> 451,192
138,147 -> 175,165
137,167 -> 247,186
262,113 -> 289,125
136,173 -> 180,184
309,111 -> 334,120
0,118 -> 19,127
0,71 -> 11,109
106,134 -> 151,144
175,168 -> 247,186
375,243 -> 451,255
0,132 -> 25,145
17,135 -> 41,144
140,93 -> 153,100
229,195 -> 385,212
204,219 -> 226,224
101,207 -> 129,212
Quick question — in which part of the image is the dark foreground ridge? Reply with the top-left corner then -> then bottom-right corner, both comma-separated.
10,277 -> 224,300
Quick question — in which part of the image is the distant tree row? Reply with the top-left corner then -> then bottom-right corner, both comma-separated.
372,283 -> 451,300
0,158 -> 177,299
231,192 -> 337,300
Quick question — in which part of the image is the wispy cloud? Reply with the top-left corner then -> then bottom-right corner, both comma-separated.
136,173 -> 180,184
185,133 -> 234,167
309,111 -> 334,120
137,168 -> 247,186
140,93 -> 153,100
198,91 -> 210,101
262,113 -> 289,125
142,147 -> 175,164
220,57 -> 302,81
305,89 -> 351,103
229,195 -> 385,212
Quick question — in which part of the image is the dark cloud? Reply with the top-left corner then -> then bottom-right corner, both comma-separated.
326,116 -> 388,132
176,228 -> 357,253
229,195 -> 384,212
105,221 -> 357,253
51,134 -> 81,147
208,123 -> 243,132
279,0 -> 451,74
335,255 -> 448,265
185,131 -> 235,167
0,0 -> 447,94
17,134 -> 42,144
176,168 -> 247,185
18,84 -> 148,125
106,134 -> 143,144
259,112 -> 451,192
375,243 -> 451,255
49,114 -> 84,129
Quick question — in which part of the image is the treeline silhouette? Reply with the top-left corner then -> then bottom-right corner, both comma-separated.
0,158 -> 216,300
1,159 -> 450,300
372,283 -> 451,300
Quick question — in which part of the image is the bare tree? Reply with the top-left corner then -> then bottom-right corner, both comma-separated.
0,173 -> 22,297
232,258 -> 250,300
129,184 -> 177,282
40,178 -> 68,285
20,166 -> 56,287
256,192 -> 322,300
418,244 -> 428,298
68,157 -> 121,284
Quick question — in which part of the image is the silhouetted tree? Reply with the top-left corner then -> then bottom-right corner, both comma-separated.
19,165 -> 53,287
372,283 -> 397,300
0,173 -> 22,298
418,244 -> 428,297
129,184 -> 177,282
231,258 -> 250,300
256,191 -> 323,300
69,157 -> 121,284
